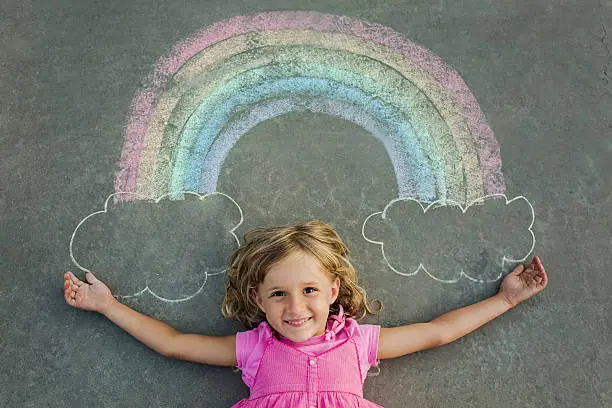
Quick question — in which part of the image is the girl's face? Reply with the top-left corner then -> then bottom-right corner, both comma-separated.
254,250 -> 340,343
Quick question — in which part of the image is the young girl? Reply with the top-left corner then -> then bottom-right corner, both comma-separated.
63,220 -> 548,407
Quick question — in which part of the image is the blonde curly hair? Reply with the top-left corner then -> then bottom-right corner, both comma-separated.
222,220 -> 381,329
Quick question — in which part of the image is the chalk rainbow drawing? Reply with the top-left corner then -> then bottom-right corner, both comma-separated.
114,11 -> 506,204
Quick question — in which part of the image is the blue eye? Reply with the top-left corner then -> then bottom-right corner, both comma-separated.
303,287 -> 318,294
270,291 -> 285,297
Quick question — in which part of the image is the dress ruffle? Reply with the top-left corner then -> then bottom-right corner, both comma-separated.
232,391 -> 383,408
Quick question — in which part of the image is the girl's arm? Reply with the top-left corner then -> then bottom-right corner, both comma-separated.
377,257 -> 548,360
63,271 -> 237,366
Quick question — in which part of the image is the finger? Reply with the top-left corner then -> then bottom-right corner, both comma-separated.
532,268 -> 546,287
530,270 -> 547,289
65,289 -> 74,303
85,272 -> 98,284
520,266 -> 534,278
67,271 -> 78,282
69,273 -> 83,286
535,265 -> 547,280
521,269 -> 538,286
527,268 -> 540,282
533,256 -> 546,274
539,270 -> 548,288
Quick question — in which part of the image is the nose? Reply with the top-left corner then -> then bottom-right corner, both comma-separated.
287,294 -> 305,315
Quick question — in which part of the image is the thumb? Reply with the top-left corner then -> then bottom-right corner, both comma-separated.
509,264 -> 525,276
85,271 -> 99,284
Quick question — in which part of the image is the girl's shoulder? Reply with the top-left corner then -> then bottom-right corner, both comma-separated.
235,322 -> 274,387
235,322 -> 273,367
344,317 -> 380,342
237,321 -> 273,346
345,318 -> 381,369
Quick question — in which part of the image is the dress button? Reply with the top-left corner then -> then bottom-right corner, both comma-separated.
309,359 -> 316,366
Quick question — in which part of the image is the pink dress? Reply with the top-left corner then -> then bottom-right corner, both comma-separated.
233,307 -> 383,407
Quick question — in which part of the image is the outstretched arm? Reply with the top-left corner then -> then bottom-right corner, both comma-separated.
63,271 -> 237,366
377,256 -> 548,360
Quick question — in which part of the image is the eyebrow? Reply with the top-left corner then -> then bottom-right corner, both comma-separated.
266,282 -> 320,292
267,287 -> 283,293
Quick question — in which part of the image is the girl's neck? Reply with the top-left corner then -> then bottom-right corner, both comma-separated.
276,330 -> 328,346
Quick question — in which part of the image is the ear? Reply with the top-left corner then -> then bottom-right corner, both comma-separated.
329,278 -> 340,304
251,287 -> 265,312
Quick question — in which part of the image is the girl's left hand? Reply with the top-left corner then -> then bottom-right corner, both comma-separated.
498,257 -> 548,307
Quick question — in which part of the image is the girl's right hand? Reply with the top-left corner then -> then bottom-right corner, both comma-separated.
63,271 -> 115,314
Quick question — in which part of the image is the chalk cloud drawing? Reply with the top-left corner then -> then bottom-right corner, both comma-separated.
70,191 -> 243,302
362,195 -> 536,283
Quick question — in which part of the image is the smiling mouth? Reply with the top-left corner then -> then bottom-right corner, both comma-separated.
284,317 -> 312,327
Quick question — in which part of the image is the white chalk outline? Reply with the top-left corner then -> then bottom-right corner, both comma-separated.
69,191 -> 244,303
361,194 -> 536,283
